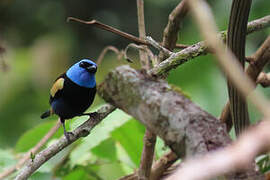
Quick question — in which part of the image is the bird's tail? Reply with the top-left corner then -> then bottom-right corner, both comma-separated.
40,109 -> 53,119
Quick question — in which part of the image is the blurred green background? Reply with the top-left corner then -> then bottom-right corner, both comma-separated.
0,0 -> 269,179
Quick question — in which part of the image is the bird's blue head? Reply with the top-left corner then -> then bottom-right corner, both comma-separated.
66,59 -> 97,88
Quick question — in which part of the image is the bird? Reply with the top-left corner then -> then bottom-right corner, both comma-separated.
40,59 -> 97,140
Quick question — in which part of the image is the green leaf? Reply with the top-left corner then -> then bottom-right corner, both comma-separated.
63,168 -> 89,180
111,119 -> 145,167
69,108 -> 131,167
29,172 -> 53,180
89,162 -> 127,180
155,137 -> 169,160
15,120 -> 62,152
91,138 -> 117,162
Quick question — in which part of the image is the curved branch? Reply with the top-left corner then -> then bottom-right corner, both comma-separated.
15,104 -> 116,180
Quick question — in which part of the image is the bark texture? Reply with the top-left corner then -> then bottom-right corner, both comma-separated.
98,65 -> 231,157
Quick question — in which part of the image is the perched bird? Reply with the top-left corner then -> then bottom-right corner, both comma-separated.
41,59 -> 97,140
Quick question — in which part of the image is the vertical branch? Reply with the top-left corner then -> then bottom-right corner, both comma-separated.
220,36 -> 270,131
137,0 -> 150,70
226,0 -> 252,136
158,0 -> 189,62
136,0 -> 157,179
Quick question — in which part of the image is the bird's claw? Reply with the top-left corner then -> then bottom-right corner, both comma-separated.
80,112 -> 99,119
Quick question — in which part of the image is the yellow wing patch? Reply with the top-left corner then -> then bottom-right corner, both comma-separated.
50,78 -> 64,97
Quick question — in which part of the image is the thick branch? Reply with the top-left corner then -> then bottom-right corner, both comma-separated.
98,65 -> 231,156
99,66 -> 263,179
150,15 -> 270,76
15,104 -> 116,180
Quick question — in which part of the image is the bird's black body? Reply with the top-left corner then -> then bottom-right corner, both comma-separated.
41,59 -> 97,140
50,73 -> 96,120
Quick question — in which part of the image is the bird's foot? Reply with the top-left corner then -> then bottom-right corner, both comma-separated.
80,112 -> 99,119
64,131 -> 74,142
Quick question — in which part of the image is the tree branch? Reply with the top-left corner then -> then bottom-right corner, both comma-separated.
98,65 -> 233,153
67,17 -> 188,49
158,0 -> 189,62
0,121 -> 61,179
98,65 -> 263,179
150,151 -> 177,180
119,151 -> 178,180
150,15 -> 270,76
226,0 -> 251,136
15,104 -> 116,180
221,36 -> 270,131
136,1 -> 157,179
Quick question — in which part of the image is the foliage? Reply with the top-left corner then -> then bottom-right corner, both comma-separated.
0,0 -> 270,179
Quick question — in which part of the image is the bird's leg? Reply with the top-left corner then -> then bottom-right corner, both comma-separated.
60,118 -> 73,141
79,112 -> 99,119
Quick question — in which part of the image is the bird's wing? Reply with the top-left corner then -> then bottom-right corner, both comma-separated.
49,74 -> 66,103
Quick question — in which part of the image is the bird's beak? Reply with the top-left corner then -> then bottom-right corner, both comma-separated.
87,66 -> 97,73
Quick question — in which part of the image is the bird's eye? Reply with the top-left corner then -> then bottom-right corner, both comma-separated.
79,61 -> 90,68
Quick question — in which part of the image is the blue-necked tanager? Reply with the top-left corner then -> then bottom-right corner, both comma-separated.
41,59 -> 97,140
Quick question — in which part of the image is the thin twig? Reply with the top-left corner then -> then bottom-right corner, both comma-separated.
15,104 -> 116,180
150,151 -> 178,180
67,17 -> 147,45
96,46 -> 124,66
67,17 -> 189,50
124,43 -> 156,63
136,0 -> 157,179
146,36 -> 173,57
119,151 -> 178,180
0,120 -> 61,180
